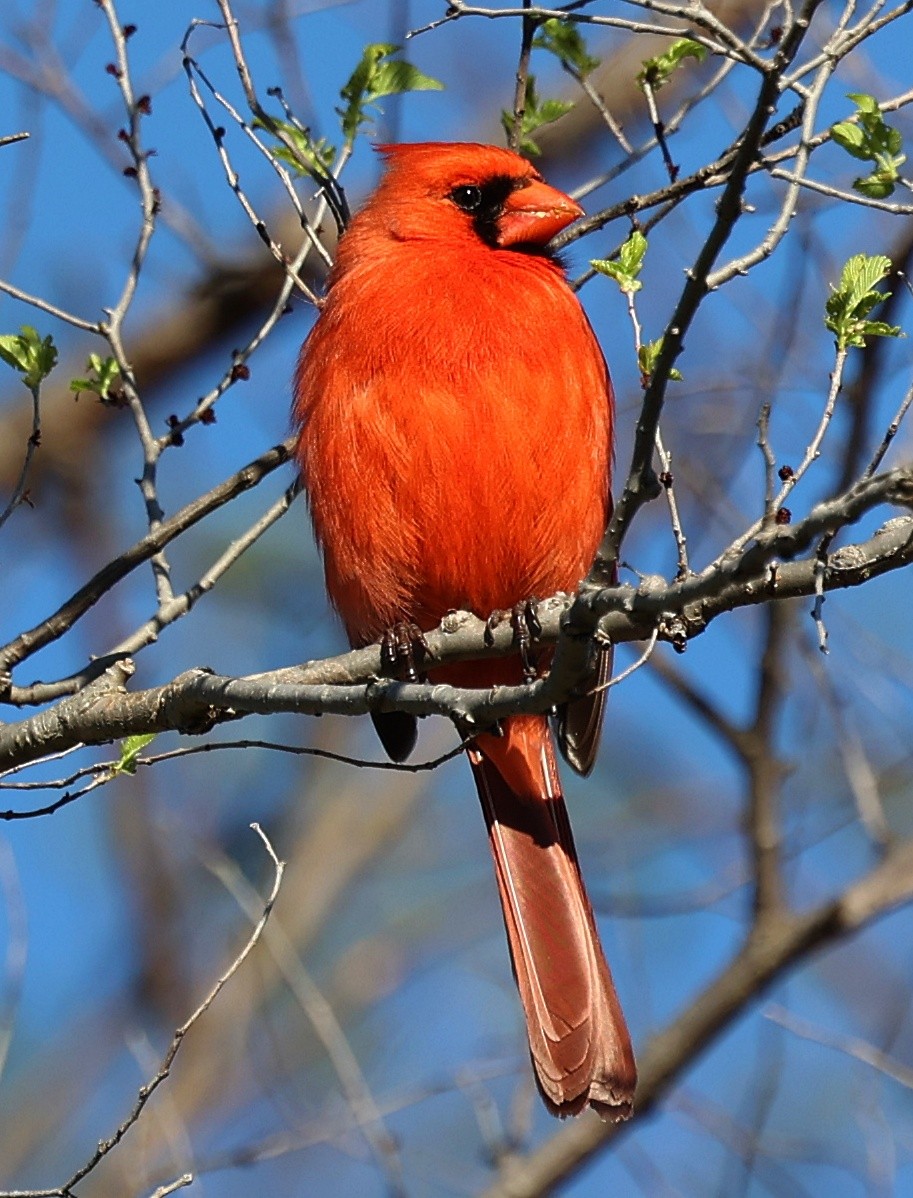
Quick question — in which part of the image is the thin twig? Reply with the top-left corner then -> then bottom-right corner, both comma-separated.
0,825 -> 282,1198
765,1003 -> 913,1091
0,438 -> 295,682
0,383 -> 41,530
507,0 -> 537,153
205,845 -> 407,1195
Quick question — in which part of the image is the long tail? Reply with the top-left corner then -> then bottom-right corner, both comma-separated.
469,715 -> 636,1120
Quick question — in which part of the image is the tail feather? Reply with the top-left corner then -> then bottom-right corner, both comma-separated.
555,641 -> 613,777
469,716 -> 636,1119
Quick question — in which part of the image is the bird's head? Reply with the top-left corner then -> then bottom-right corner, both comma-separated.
360,142 -> 584,252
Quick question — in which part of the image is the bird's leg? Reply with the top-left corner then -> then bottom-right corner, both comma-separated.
484,602 -> 542,682
380,621 -> 430,683
484,608 -> 509,647
512,598 -> 543,682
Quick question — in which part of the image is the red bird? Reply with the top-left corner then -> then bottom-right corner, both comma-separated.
294,142 -> 635,1119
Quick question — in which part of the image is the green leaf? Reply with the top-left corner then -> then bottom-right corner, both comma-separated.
338,44 -> 443,143
369,59 -> 444,101
638,38 -> 707,91
533,18 -> 600,77
824,253 -> 904,350
255,118 -> 336,176
831,94 -> 906,199
639,337 -> 683,381
619,229 -> 647,277
114,733 -> 156,776
853,172 -> 898,199
0,326 -> 57,390
830,121 -> 868,160
847,91 -> 880,116
501,75 -> 574,156
69,353 -> 121,401
591,230 -> 648,294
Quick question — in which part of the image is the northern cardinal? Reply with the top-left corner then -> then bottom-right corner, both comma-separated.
294,142 -> 635,1119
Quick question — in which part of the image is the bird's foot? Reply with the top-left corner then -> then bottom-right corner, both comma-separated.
484,599 -> 542,682
380,621 -> 430,683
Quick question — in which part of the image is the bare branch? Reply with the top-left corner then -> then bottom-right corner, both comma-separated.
0,824 -> 282,1198
480,837 -> 913,1198
0,439 -> 295,685
1,465 -> 910,780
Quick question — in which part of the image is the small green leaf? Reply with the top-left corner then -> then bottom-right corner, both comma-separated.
591,230 -> 648,294
853,172 -> 898,200
338,44 -> 443,144
831,94 -> 906,199
824,253 -> 904,350
69,353 -> 122,401
369,59 -> 444,101
0,326 -> 57,390
533,18 -> 600,77
501,75 -> 574,156
848,92 -> 879,116
255,118 -> 336,176
639,337 -> 683,381
114,733 -> 156,776
619,230 -> 647,277
830,121 -> 868,160
638,38 -> 707,91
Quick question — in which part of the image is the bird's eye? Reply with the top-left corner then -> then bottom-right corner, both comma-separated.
450,185 -> 483,212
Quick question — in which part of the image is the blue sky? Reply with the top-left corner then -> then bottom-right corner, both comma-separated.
1,2 -> 913,1195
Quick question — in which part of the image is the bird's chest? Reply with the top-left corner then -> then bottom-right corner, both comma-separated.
298,255 -> 608,632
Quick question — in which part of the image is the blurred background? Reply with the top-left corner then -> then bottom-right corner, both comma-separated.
1,1 -> 913,1195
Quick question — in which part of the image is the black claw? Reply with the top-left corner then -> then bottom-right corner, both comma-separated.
484,609 -> 509,648
380,621 -> 430,683
509,600 -> 541,683
523,597 -> 542,641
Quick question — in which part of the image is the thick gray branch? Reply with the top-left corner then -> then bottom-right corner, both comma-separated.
1,477 -> 910,776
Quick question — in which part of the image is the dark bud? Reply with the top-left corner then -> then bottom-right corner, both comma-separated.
230,362 -> 250,383
101,385 -> 127,409
105,63 -> 122,78
777,464 -> 794,480
28,429 -> 41,448
123,166 -> 138,178
117,128 -> 130,143
200,408 -> 217,425
214,126 -> 226,142
281,303 -> 293,316
20,490 -> 34,509
123,24 -> 138,38
136,95 -> 152,115
151,188 -> 162,214
775,507 -> 791,525
166,414 -> 185,446
659,470 -> 673,488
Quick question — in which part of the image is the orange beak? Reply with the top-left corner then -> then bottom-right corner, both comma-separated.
496,178 -> 584,248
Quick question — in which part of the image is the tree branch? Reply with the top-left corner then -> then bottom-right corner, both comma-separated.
1,467 -> 910,781
480,836 -> 913,1198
